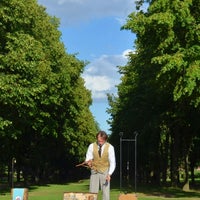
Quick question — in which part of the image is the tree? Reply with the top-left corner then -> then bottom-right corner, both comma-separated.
109,0 -> 200,187
0,0 -> 97,184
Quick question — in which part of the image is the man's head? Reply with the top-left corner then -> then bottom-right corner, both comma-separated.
96,131 -> 108,146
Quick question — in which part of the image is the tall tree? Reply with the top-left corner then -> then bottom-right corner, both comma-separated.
0,0 -> 97,184
109,0 -> 200,187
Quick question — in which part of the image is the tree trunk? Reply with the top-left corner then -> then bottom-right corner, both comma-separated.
190,163 -> 195,185
182,154 -> 190,191
161,131 -> 170,184
170,129 -> 180,187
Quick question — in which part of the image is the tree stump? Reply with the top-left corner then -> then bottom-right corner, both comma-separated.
63,192 -> 98,200
118,193 -> 137,200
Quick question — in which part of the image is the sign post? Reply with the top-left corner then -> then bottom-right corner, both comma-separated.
11,188 -> 28,200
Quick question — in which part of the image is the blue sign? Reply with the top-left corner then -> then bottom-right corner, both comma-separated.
12,188 -> 25,200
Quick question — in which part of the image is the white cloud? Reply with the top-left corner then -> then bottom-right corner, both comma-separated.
38,0 -> 136,26
82,50 -> 131,101
83,75 -> 111,91
122,49 -> 135,58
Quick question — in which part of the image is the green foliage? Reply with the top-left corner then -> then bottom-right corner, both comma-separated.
109,0 -> 200,187
0,0 -> 97,183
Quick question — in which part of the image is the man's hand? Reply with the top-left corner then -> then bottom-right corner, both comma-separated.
85,160 -> 93,168
106,174 -> 111,182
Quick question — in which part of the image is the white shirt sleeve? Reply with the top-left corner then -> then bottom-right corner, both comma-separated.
108,144 -> 116,175
85,143 -> 94,161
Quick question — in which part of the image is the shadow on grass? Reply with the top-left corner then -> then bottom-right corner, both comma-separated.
27,179 -> 90,193
137,185 -> 200,198
0,183 -> 11,195
110,177 -> 200,199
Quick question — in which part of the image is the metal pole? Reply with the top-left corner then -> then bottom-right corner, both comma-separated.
12,157 -> 16,188
134,132 -> 138,194
119,132 -> 123,193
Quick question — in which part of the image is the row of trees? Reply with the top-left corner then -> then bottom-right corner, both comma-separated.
1,0 -> 200,190
108,0 -> 200,189
0,0 -> 98,185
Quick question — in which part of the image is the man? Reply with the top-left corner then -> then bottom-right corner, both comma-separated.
85,131 -> 116,200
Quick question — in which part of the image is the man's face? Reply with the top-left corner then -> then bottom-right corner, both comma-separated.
97,136 -> 106,146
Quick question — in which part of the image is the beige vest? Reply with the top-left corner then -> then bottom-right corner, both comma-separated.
92,142 -> 110,173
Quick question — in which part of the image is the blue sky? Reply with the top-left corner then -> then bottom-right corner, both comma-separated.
37,0 -> 136,134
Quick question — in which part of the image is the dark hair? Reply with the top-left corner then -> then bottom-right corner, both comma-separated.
96,131 -> 108,141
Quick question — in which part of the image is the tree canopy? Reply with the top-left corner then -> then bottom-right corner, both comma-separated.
108,0 -> 200,188
0,0 -> 98,184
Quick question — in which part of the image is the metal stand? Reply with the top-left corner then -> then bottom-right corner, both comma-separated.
119,131 -> 138,194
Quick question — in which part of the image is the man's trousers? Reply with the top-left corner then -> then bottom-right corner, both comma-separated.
89,170 -> 110,200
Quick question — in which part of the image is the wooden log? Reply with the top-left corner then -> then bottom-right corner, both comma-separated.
63,192 -> 98,200
118,193 -> 137,200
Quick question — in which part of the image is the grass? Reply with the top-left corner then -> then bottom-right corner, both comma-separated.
1,179 -> 200,200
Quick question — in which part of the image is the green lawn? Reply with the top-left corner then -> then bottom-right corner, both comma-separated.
1,179 -> 200,200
